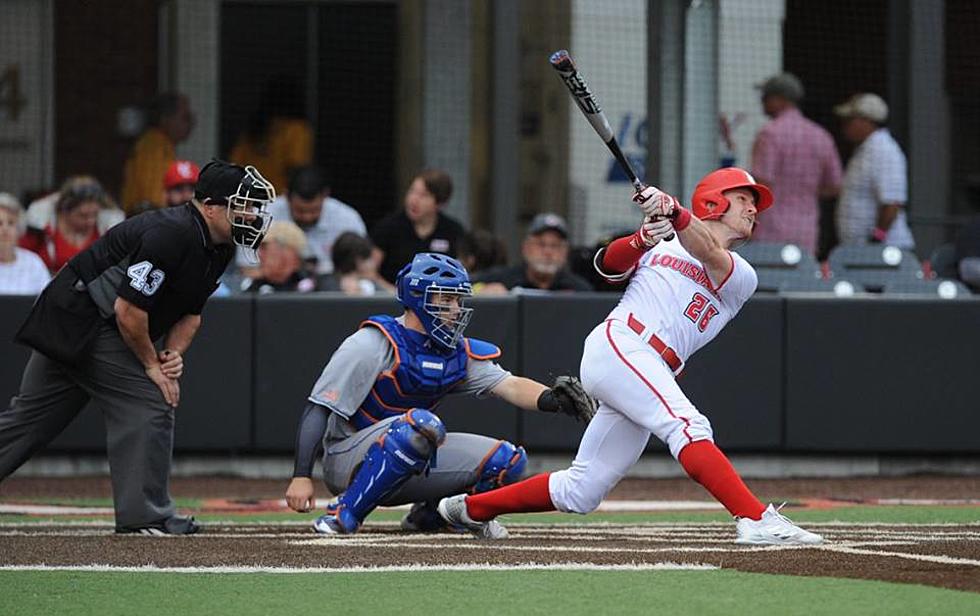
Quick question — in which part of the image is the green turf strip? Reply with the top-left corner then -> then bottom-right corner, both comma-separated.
0,570 -> 976,616
3,504 -> 979,526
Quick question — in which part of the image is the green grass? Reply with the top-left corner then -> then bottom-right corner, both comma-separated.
0,570 -> 977,616
3,504 -> 979,525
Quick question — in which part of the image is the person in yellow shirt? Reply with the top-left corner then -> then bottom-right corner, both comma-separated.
120,93 -> 195,215
229,75 -> 312,195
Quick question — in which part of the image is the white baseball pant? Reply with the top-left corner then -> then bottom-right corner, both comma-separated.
549,319 -> 714,514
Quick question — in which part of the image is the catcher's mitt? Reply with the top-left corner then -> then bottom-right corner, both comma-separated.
538,376 -> 596,423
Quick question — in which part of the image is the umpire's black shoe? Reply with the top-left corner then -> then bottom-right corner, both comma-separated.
116,515 -> 201,536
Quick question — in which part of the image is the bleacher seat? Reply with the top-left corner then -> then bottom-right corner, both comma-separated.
756,268 -> 823,293
883,279 -> 972,298
827,244 -> 921,273
737,242 -> 820,272
928,243 -> 958,279
827,244 -> 923,290
779,276 -> 859,296
740,242 -> 823,295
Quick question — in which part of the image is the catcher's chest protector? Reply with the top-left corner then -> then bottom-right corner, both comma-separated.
352,316 -> 469,429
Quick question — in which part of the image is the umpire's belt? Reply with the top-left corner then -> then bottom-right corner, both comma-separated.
626,314 -> 683,373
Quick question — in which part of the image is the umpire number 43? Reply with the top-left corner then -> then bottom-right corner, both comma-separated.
127,260 -> 165,296
684,292 -> 718,332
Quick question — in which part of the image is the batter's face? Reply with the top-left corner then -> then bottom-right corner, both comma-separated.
719,188 -> 758,239
288,192 -> 325,229
522,230 -> 568,277
404,178 -> 438,223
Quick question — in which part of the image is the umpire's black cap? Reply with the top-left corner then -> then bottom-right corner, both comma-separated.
194,159 -> 246,205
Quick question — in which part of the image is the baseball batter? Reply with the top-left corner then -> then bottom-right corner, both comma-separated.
439,168 -> 823,545
285,252 -> 595,538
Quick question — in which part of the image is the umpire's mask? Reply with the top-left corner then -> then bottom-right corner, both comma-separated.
196,161 -> 275,262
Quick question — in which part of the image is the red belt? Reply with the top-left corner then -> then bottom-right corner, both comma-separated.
626,314 -> 683,372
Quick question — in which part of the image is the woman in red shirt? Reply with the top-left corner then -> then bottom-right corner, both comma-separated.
19,177 -> 111,274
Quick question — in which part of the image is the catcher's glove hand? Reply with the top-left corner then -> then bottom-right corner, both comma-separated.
536,376 -> 597,423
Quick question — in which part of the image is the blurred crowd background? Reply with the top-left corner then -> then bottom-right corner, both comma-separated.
2,0 -> 979,298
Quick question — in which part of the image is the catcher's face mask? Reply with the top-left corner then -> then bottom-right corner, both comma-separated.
227,166 -> 275,262
421,287 -> 474,350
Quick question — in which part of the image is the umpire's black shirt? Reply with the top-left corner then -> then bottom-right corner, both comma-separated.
68,203 -> 233,341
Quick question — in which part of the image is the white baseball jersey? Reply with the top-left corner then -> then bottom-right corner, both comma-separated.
606,237 -> 757,366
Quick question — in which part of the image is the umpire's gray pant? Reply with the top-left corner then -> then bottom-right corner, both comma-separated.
0,324 -> 176,529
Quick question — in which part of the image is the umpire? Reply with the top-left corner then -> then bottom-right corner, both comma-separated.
0,160 -> 274,535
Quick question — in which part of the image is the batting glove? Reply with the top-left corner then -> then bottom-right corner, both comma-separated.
638,216 -> 675,247
633,185 -> 679,220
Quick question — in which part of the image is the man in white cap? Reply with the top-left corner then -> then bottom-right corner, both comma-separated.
834,93 -> 915,249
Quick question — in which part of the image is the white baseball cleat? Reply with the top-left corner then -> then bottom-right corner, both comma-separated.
735,503 -> 824,545
437,494 -> 509,540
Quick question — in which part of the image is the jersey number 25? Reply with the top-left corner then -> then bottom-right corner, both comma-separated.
684,292 -> 718,332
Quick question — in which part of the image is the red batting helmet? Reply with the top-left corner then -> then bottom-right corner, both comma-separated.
691,167 -> 773,221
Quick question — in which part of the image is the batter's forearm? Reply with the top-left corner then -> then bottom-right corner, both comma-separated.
164,314 -> 201,354
113,297 -> 160,369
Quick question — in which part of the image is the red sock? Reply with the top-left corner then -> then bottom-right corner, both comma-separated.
677,440 -> 765,520
466,472 -> 556,521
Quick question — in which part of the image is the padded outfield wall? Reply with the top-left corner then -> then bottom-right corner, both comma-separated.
0,294 -> 977,454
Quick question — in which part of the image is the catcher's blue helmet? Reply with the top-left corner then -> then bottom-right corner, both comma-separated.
395,253 -> 473,350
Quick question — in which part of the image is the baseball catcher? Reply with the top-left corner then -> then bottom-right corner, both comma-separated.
285,252 -> 592,539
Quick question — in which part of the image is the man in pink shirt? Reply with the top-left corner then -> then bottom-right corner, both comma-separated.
750,73 -> 842,254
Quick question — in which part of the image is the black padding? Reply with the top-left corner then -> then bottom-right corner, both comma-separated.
785,298 -> 980,452
172,297 -> 253,450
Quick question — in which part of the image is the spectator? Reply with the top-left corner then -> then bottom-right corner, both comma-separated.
23,177 -> 124,239
750,73 -> 843,254
236,166 -> 366,275
163,160 -> 200,207
121,92 -> 195,214
834,93 -> 915,250
240,221 -> 319,294
0,193 -> 49,295
954,216 -> 980,292
472,213 -> 593,293
458,229 -> 508,275
319,232 -> 394,296
19,177 -> 116,274
371,169 -> 466,283
229,75 -> 313,195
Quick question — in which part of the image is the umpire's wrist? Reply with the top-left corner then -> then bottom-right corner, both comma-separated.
536,389 -> 560,413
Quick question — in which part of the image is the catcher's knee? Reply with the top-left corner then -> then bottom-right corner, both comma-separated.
471,440 -> 527,493
393,408 -> 447,462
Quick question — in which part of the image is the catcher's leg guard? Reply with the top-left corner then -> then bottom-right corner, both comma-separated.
472,440 -> 528,494
331,409 -> 446,532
